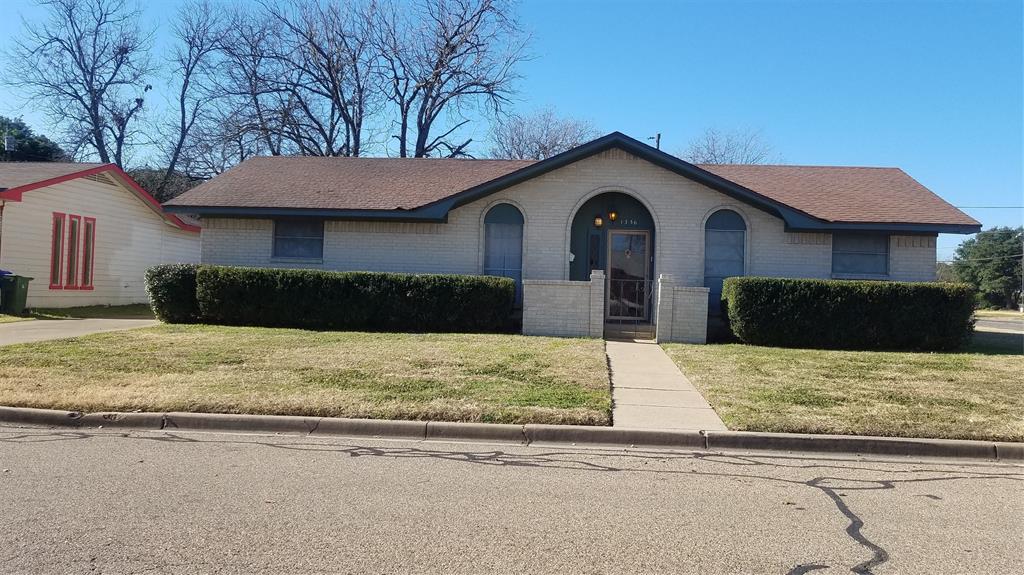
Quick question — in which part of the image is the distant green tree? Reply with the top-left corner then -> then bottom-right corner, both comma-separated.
952,226 -> 1023,309
935,261 -> 957,283
0,116 -> 68,162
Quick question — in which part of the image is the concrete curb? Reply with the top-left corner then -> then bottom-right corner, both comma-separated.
702,431 -> 998,460
0,406 -> 1020,461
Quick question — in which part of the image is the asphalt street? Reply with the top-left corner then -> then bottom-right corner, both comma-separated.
1,425 -> 1022,574
975,316 -> 1024,334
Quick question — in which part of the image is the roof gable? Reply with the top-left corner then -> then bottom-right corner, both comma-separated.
0,163 -> 199,233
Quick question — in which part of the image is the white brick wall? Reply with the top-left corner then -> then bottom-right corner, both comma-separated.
523,270 -> 604,338
889,235 -> 937,281
655,275 -> 709,344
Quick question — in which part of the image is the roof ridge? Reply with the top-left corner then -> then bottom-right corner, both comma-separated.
249,155 -> 535,162
699,163 -> 900,170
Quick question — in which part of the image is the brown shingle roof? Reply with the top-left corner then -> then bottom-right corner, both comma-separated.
696,164 -> 978,226
0,162 -> 105,190
166,156 -> 535,211
165,150 -> 978,228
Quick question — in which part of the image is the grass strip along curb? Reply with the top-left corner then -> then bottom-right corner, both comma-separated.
1,406 -> 1020,461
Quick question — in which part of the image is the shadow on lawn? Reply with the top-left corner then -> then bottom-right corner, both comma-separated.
965,330 -> 1023,356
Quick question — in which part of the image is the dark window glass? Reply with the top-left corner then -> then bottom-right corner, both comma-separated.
832,233 -> 888,275
65,217 -> 80,287
704,210 -> 746,315
49,214 -> 64,287
483,204 -> 524,304
273,219 -> 324,259
81,219 -> 95,287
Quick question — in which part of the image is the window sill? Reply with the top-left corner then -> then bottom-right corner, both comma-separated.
270,257 -> 324,265
831,273 -> 890,280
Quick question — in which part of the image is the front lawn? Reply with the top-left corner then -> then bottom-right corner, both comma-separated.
663,336 -> 1024,442
975,309 -> 1023,319
29,304 -> 155,320
0,325 -> 611,425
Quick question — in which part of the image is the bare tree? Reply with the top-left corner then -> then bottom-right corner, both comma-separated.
156,0 -> 222,196
489,108 -> 598,159
376,0 -> 527,157
263,0 -> 379,157
215,7 -> 291,157
681,127 -> 775,164
178,109 -> 270,178
7,0 -> 153,165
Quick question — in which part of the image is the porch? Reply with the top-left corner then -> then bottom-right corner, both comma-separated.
521,271 -> 709,343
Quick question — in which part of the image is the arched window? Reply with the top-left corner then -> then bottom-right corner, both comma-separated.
704,210 -> 746,316
484,203 -> 524,304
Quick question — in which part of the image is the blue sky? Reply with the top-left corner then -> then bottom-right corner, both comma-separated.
1,0 -> 1021,259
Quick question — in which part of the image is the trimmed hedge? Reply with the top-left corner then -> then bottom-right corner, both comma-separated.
145,264 -> 200,323
721,277 -> 975,351
147,264 -> 515,332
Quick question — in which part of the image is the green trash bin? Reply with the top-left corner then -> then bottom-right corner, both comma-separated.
0,275 -> 32,315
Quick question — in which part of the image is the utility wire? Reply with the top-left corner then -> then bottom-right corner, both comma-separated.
938,253 -> 1023,263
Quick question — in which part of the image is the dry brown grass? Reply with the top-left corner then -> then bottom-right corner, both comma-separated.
663,338 -> 1024,442
0,325 -> 611,425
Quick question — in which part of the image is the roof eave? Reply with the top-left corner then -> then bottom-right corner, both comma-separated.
785,220 -> 982,234
162,204 -> 450,223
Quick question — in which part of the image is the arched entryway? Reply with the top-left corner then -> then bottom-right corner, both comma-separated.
569,192 -> 655,325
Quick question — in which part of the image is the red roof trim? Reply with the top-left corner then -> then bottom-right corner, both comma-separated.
0,164 -> 200,233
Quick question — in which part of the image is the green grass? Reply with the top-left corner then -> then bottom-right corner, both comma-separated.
0,314 -> 33,324
662,334 -> 1024,442
28,304 -> 155,320
975,309 -> 1023,318
0,325 -> 611,425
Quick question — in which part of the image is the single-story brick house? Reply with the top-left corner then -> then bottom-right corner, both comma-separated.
164,132 -> 980,342
0,163 -> 200,308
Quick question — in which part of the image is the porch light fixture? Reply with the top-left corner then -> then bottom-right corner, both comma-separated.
608,210 -> 618,222
593,215 -> 604,228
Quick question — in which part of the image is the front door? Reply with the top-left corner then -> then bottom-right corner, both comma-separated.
607,230 -> 651,320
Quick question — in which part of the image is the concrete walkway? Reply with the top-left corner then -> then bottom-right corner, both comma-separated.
0,319 -> 158,346
607,339 -> 727,431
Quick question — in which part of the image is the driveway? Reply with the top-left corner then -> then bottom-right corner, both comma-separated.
1,426 -> 1021,574
0,318 -> 158,346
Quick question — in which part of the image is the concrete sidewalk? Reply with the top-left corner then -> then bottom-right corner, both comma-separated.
0,318 -> 158,346
606,339 -> 727,431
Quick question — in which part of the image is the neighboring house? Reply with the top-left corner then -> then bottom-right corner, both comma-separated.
0,163 -> 200,308
164,132 -> 980,342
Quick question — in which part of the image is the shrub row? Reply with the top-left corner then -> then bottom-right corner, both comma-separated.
721,277 -> 975,351
146,264 -> 515,333
145,263 -> 200,324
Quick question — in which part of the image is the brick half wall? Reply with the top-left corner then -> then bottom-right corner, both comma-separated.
655,274 -> 709,344
522,270 -> 605,338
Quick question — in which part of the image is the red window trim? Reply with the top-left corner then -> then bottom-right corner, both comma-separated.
49,212 -> 66,290
64,214 -> 82,289
80,217 -> 96,290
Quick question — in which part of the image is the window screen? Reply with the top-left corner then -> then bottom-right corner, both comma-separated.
483,204 -> 524,304
832,233 -> 888,275
273,219 -> 324,259
704,210 -> 747,316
